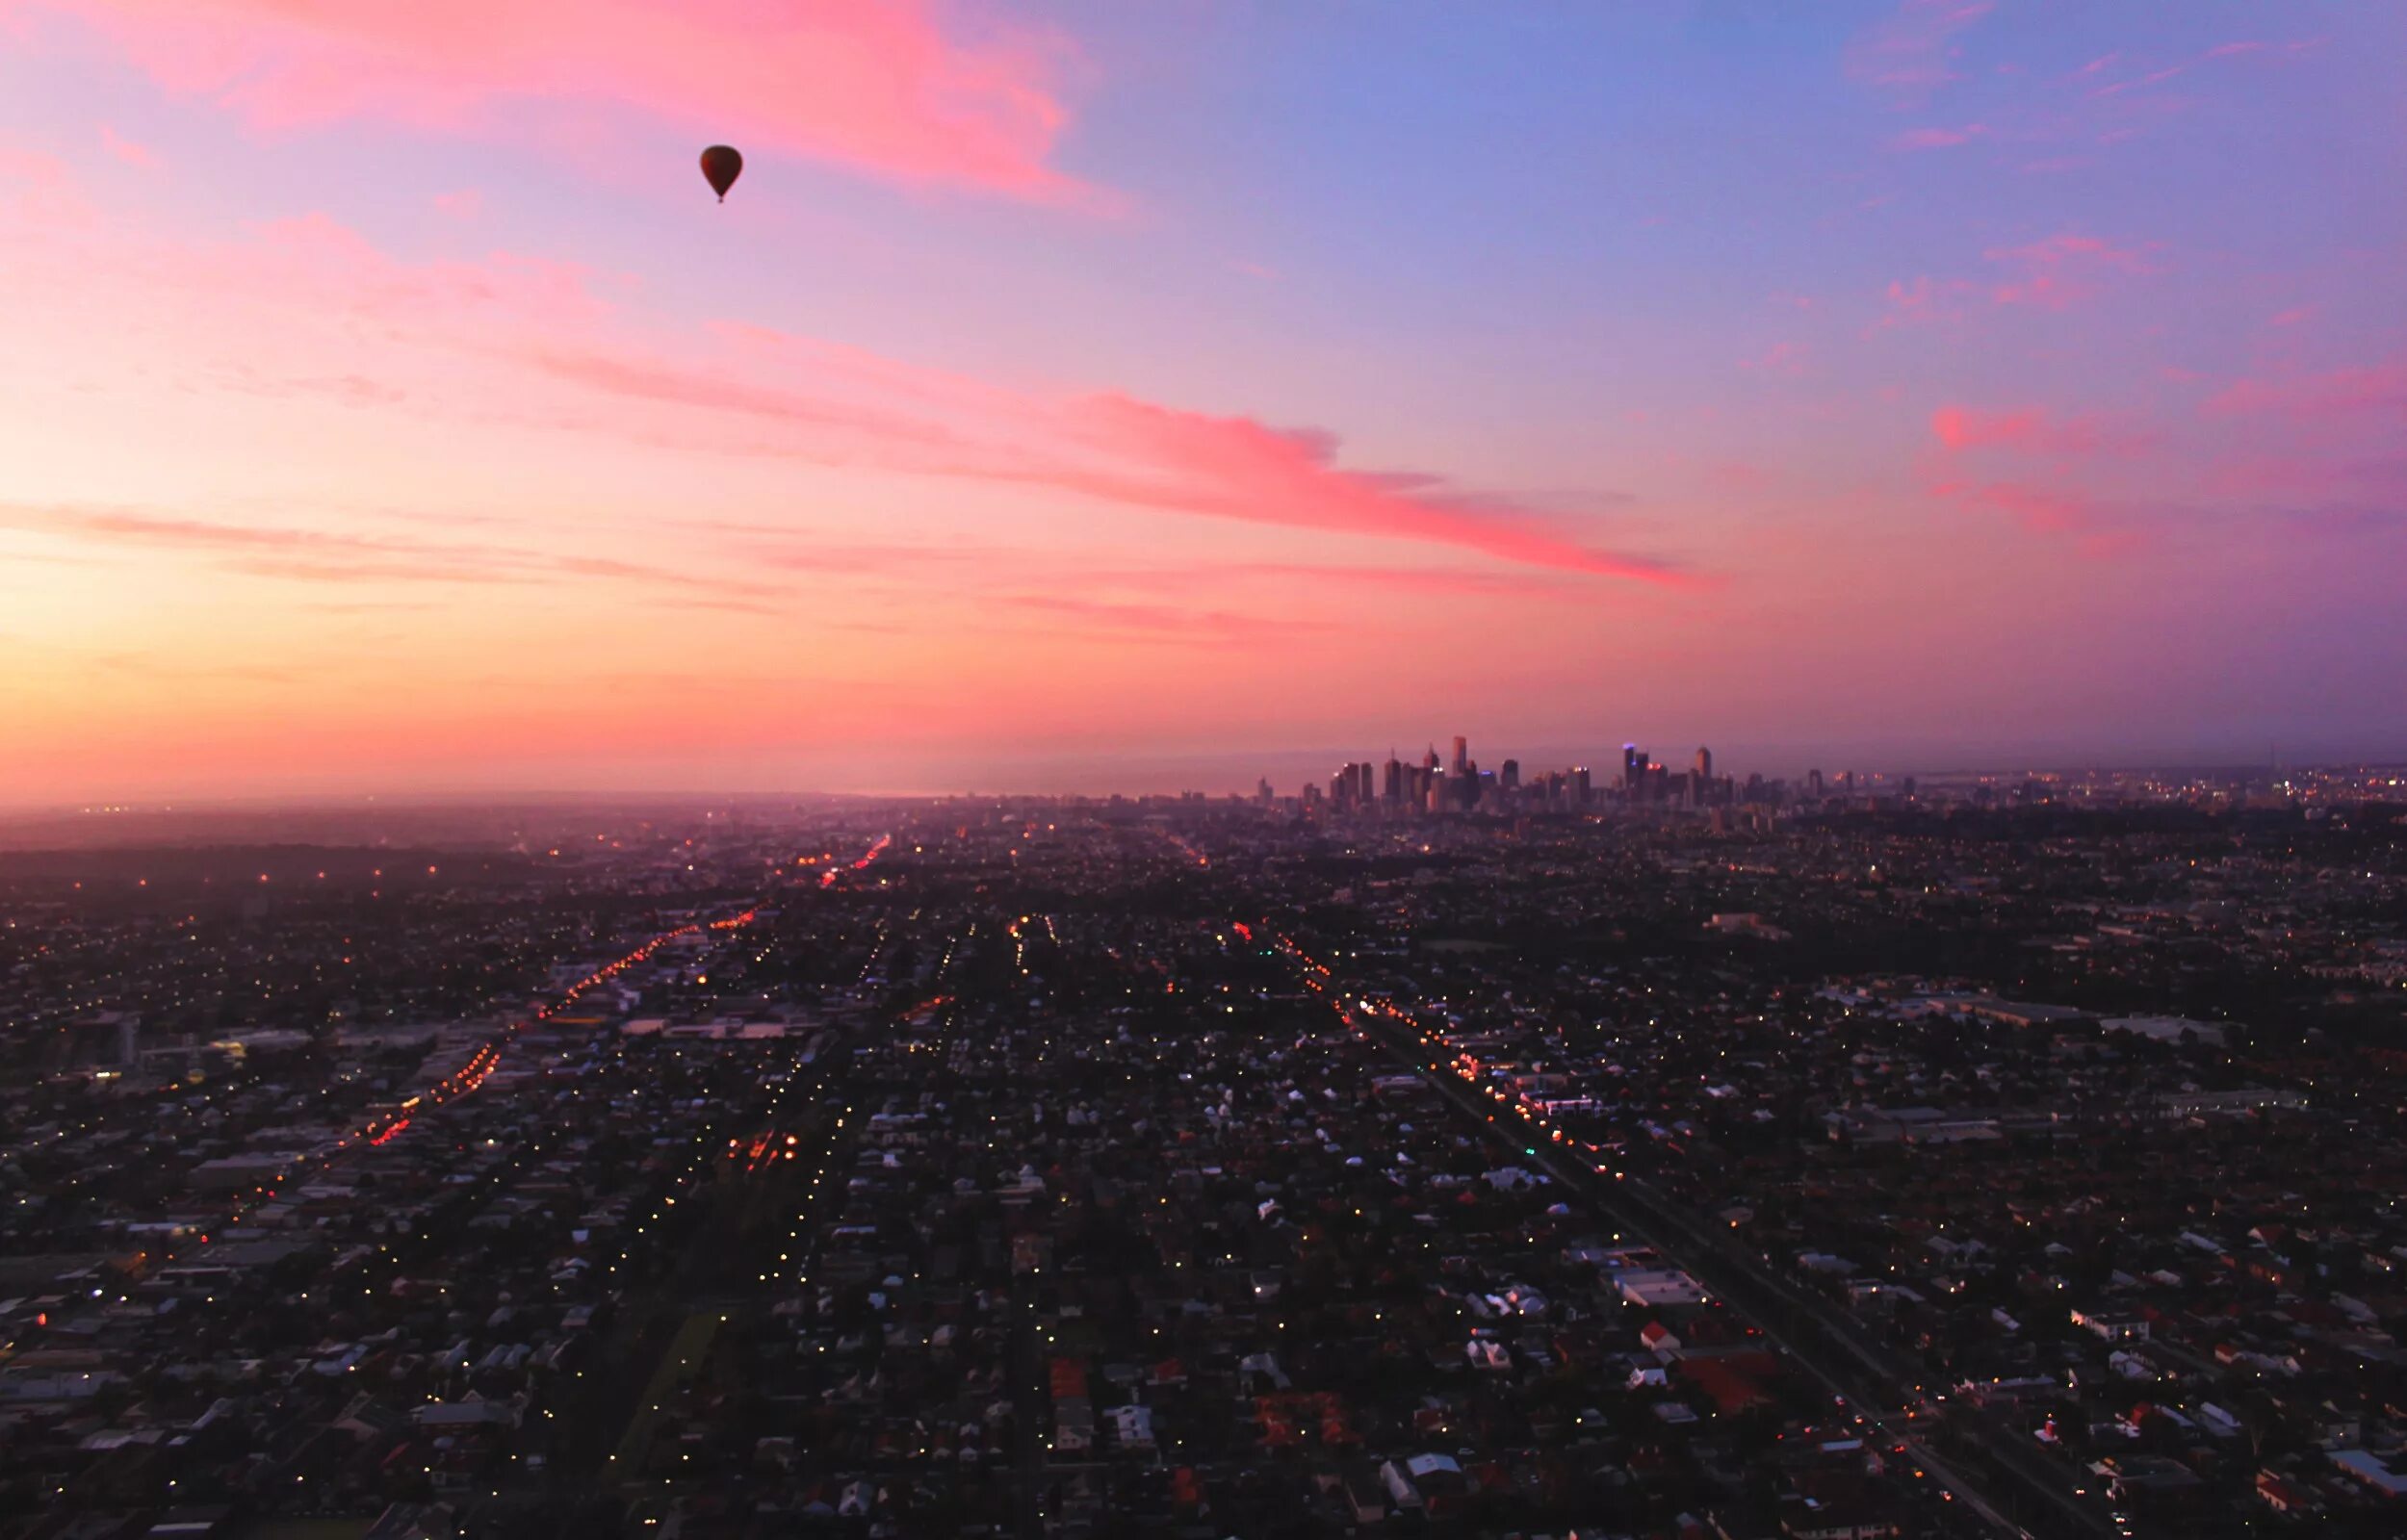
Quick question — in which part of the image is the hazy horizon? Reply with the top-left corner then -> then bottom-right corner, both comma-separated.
7,734 -> 2400,822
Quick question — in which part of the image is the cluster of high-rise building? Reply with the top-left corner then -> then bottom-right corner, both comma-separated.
1277,735 -> 1786,818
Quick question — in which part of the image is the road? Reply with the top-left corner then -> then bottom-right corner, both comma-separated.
1277,934 -> 2105,1540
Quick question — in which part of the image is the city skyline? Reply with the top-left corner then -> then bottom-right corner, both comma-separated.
4,1 -> 2404,804
5,736 -> 2389,823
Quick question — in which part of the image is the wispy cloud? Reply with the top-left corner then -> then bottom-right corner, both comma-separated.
532,337 -> 1696,584
1845,0 -> 1994,100
1739,340 -> 1808,375
1879,233 -> 2156,327
203,365 -> 408,409
2206,357 -> 2407,421
1983,232 -> 2156,309
1870,274 -> 1980,332
1892,122 -> 1987,151
1042,393 -> 1698,584
1933,479 -> 2139,557
1929,404 -> 2148,457
98,123 -> 157,167
0,501 -> 782,598
36,0 -> 1110,206
742,545 -> 1599,605
2085,37 -> 2316,100
992,594 -> 1333,646
0,140 -> 86,221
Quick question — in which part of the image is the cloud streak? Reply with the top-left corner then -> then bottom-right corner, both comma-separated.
1845,0 -> 1994,98
0,501 -> 784,599
1876,232 -> 2155,328
1930,404 -> 2147,457
1983,233 -> 2155,309
533,337 -> 1696,584
26,0 -> 1105,205
2207,358 -> 2407,422
1892,122 -> 1987,151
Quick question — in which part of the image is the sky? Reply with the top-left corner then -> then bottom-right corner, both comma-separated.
2,0 -> 2403,804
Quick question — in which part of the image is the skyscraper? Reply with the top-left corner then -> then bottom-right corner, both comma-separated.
1450,735 -> 1469,778
1694,746 -> 1712,781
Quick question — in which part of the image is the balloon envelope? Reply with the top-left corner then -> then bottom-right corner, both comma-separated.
700,145 -> 743,201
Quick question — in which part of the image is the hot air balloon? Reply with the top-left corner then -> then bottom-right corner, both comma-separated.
700,145 -> 743,202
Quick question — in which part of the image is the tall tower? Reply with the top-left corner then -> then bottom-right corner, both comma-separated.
1450,735 -> 1469,778
1694,746 -> 1713,781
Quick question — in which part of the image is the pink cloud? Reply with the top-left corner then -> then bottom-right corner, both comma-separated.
1040,395 -> 1695,584
1738,340 -> 1807,375
8,200 -> 624,339
2087,38 -> 2303,99
1892,122 -> 1987,150
2,500 -> 781,597
748,548 -> 1593,604
1943,480 -> 2090,533
98,123 -> 156,167
527,347 -> 965,450
1702,460 -> 1773,493
1934,480 -> 2141,557
1929,404 -> 2144,456
1983,231 -> 2154,309
30,0 -> 1104,205
432,188 -> 482,219
215,213 -> 619,334
1845,0 -> 1995,97
2091,63 -> 2190,99
0,140 -> 88,222
1931,405 -> 2045,449
525,332 -> 1697,584
1870,274 -> 1979,331
1228,563 -> 1586,601
2207,453 -> 2407,501
2206,359 -> 2407,421
991,594 -> 1332,647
